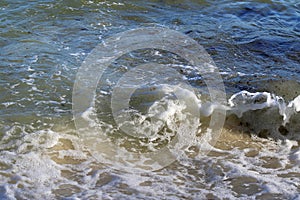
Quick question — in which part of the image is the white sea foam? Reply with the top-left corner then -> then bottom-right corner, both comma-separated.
0,89 -> 300,199
229,91 -> 300,126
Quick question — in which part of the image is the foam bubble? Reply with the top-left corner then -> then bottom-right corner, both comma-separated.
289,95 -> 300,112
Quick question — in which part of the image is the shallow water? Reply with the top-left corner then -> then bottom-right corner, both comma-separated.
0,0 -> 300,199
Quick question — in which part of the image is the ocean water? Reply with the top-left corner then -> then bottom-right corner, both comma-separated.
0,0 -> 300,199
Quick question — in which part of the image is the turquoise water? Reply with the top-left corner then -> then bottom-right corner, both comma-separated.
0,0 -> 300,199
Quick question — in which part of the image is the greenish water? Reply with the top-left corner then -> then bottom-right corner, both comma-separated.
0,0 -> 300,199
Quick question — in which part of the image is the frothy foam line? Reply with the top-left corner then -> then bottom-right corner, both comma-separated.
1,88 -> 300,199
228,90 -> 300,125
